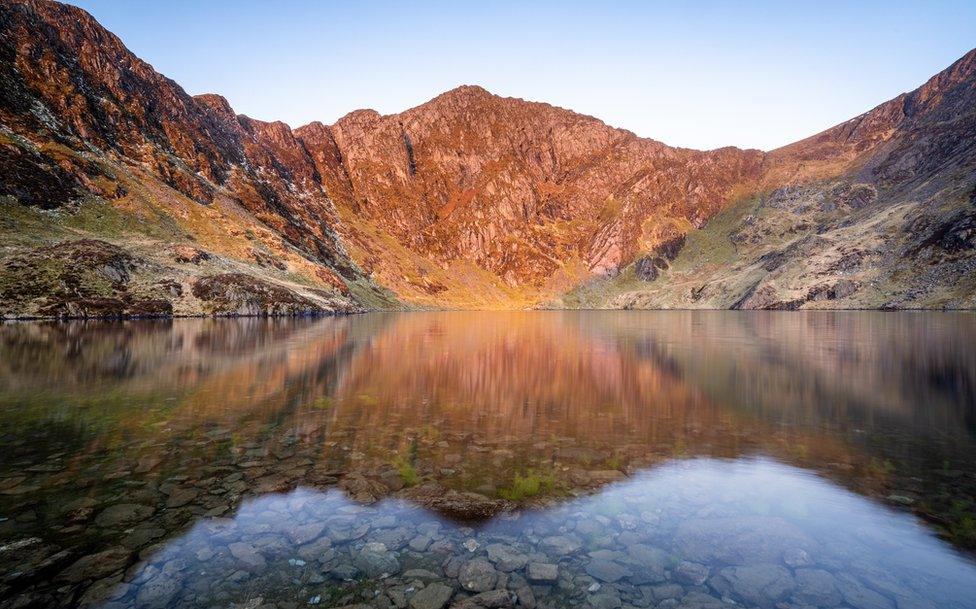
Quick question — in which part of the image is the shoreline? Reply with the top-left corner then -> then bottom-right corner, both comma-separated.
2,306 -> 975,323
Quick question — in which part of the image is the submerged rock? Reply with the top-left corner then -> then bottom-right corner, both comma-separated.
673,517 -> 815,565
526,562 -> 558,583
410,582 -> 454,609
57,547 -> 130,583
485,544 -> 528,572
94,504 -> 155,529
585,558 -> 632,583
712,564 -> 795,608
401,485 -> 510,521
354,542 -> 400,578
458,558 -> 498,592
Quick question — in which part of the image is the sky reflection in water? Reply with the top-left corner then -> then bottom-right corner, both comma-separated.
123,458 -> 976,609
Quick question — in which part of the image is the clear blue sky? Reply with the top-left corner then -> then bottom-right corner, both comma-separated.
69,1 -> 976,151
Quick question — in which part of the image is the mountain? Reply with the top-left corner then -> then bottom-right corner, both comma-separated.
562,48 -> 976,310
318,87 -> 764,307
0,0 -> 973,317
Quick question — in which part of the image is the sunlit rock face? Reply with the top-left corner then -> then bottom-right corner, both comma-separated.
322,87 -> 765,304
1,312 -> 975,606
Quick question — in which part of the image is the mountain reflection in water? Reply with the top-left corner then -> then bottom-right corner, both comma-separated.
0,311 -> 974,608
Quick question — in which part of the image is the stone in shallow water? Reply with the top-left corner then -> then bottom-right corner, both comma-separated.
122,526 -> 167,550
539,535 -> 582,556
461,589 -> 514,608
87,577 -> 129,604
331,562 -> 361,580
165,487 -> 198,508
587,589 -> 622,609
459,558 -> 498,592
783,547 -> 812,568
713,564 -> 795,607
410,535 -> 433,552
403,484 -> 509,520
373,515 -> 399,529
287,522 -> 326,545
228,542 -> 266,571
409,582 -> 454,609
57,547 -> 130,583
486,543 -> 529,572
625,544 -> 668,584
135,574 -> 181,607
835,573 -> 895,609
355,542 -> 400,578
94,504 -> 155,528
403,568 -> 442,582
297,536 -> 333,562
793,568 -> 843,607
374,527 -> 414,550
585,558 -> 632,583
588,549 -> 627,562
641,583 -> 683,603
526,562 -> 558,583
676,591 -> 728,608
673,516 -> 815,565
673,561 -> 709,586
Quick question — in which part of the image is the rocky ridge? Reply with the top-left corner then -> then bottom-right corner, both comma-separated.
0,0 -> 975,314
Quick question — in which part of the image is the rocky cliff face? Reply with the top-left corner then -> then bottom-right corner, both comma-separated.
321,87 -> 764,305
0,0 -> 974,315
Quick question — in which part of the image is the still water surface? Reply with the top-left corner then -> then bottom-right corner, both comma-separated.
0,312 -> 974,609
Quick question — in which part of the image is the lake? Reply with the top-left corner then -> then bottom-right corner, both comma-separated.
0,311 -> 974,609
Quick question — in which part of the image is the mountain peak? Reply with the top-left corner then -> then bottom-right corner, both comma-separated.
193,93 -> 236,118
439,84 -> 494,99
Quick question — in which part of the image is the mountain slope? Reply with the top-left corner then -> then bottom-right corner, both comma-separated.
560,48 -> 976,310
0,0 -> 973,315
0,0 -> 395,318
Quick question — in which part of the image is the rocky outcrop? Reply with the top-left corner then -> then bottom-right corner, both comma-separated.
0,240 -> 166,318
0,239 -> 361,319
191,273 -> 356,317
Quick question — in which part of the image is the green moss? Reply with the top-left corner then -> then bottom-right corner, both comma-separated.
397,459 -> 420,487
345,276 -> 405,310
499,469 -> 556,501
0,197 -> 182,248
357,393 -> 379,407
937,498 -> 976,548
394,438 -> 421,487
311,396 -> 333,410
669,196 -> 762,273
